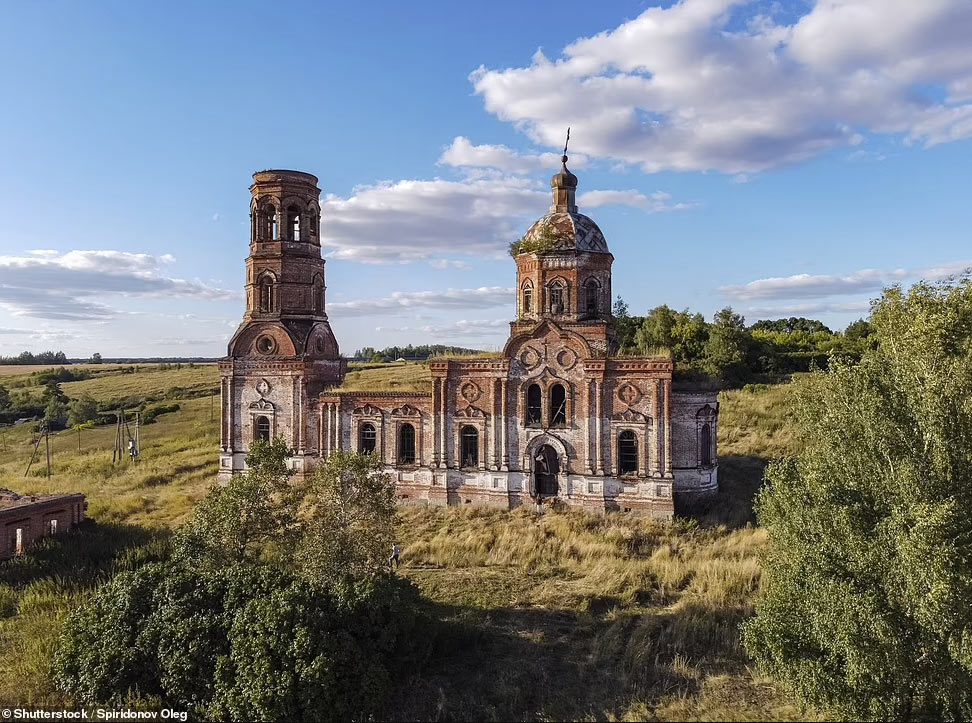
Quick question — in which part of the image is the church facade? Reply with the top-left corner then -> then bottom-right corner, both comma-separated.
220,161 -> 718,518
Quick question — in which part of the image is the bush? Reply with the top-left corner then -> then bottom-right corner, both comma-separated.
141,403 -> 180,425
53,562 -> 429,721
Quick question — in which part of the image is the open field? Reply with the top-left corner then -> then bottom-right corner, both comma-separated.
0,365 -> 816,719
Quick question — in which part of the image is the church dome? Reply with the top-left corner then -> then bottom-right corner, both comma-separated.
519,211 -> 609,254
514,153 -> 609,255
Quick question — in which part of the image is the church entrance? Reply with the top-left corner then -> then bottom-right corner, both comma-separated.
533,444 -> 559,498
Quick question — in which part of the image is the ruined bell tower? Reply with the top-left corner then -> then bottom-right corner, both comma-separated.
218,170 -> 345,480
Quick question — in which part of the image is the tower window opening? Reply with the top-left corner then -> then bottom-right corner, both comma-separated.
701,423 -> 712,466
360,422 -> 376,454
461,425 -> 479,468
398,423 -> 416,464
255,416 -> 270,442
261,206 -> 277,240
527,384 -> 542,425
313,277 -> 324,314
259,277 -> 275,313
585,279 -> 599,315
549,282 -> 564,313
287,205 -> 301,241
619,430 -> 638,475
550,384 -> 567,426
522,285 -> 533,314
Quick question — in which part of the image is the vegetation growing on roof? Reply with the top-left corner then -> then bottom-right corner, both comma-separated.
509,220 -> 563,257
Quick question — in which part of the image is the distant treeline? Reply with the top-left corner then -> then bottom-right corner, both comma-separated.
0,350 -> 69,365
613,298 -> 873,387
353,344 -> 486,361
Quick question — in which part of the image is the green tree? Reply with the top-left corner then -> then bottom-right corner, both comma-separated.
743,278 -> 972,721
0,384 -> 11,412
635,304 -> 676,353
297,450 -> 396,584
612,296 -> 641,353
174,437 -> 298,567
90,352 -> 103,364
44,396 -> 67,424
67,395 -> 98,427
704,307 -> 750,383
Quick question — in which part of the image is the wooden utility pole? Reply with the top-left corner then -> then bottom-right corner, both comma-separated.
24,431 -> 42,477
44,425 -> 51,478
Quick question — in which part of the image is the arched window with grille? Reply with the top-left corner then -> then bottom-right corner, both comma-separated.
460,425 -> 478,468
522,282 -> 533,315
550,384 -> 567,426
398,423 -> 416,464
526,384 -> 542,426
618,430 -> 638,474
255,416 -> 270,442
549,281 -> 564,313
701,423 -> 711,466
359,422 -> 376,454
585,278 -> 599,315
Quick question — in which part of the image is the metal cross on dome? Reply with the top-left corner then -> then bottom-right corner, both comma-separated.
563,127 -> 570,157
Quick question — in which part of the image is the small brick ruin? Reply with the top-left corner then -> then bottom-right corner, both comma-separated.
1,488 -> 86,558
220,160 -> 718,519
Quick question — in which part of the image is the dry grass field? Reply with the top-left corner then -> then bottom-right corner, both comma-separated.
0,364 -> 819,720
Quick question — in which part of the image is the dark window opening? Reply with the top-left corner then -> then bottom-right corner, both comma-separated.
619,430 -> 638,475
585,280 -> 598,314
287,205 -> 301,241
360,422 -> 376,454
522,286 -> 533,314
701,423 -> 711,466
263,207 -> 277,240
255,416 -> 270,442
259,278 -> 275,313
527,384 -> 542,425
461,425 -> 478,468
549,282 -> 564,313
550,384 -> 567,426
398,423 -> 416,465
313,279 -> 324,313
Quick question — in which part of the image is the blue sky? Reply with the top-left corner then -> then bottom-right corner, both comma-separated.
1,0 -> 971,357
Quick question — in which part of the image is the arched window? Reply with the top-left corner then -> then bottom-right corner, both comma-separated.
526,384 -> 542,426
549,282 -> 564,313
618,430 -> 638,474
359,422 -> 376,454
259,276 -> 275,313
261,206 -> 276,240
550,384 -> 567,426
313,276 -> 324,314
398,423 -> 416,465
701,423 -> 711,466
255,416 -> 270,442
585,279 -> 599,315
522,283 -> 533,315
460,425 -> 478,468
287,205 -> 301,241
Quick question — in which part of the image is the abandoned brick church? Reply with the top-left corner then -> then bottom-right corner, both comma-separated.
219,160 -> 718,518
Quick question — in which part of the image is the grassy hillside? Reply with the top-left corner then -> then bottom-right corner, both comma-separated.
0,364 -> 817,719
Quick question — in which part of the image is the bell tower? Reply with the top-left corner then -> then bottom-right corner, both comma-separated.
219,170 -> 345,480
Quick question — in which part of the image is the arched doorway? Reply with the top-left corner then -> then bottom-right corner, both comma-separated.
533,444 -> 559,498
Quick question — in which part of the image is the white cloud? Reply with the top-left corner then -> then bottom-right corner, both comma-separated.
376,318 -> 509,340
439,136 -> 588,174
720,260 -> 972,301
0,250 -> 236,320
320,178 -> 547,263
578,189 -> 695,212
471,0 -> 972,174
329,287 -> 515,317
429,259 -> 472,270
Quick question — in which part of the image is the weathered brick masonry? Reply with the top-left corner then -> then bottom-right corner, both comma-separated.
221,160 -> 718,518
1,489 -> 86,558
